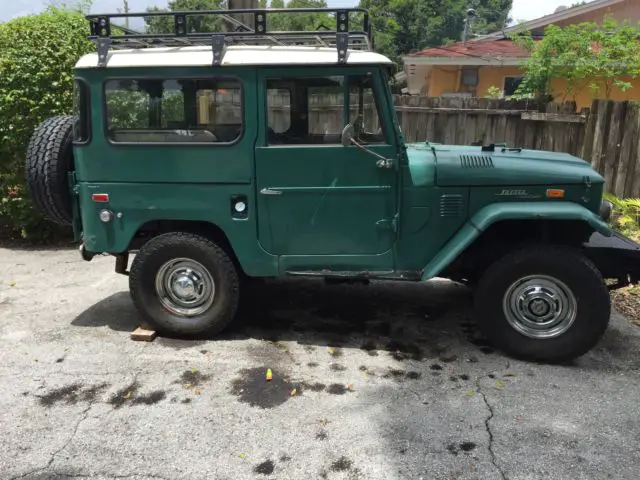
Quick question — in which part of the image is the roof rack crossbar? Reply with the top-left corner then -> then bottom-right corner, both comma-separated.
86,7 -> 372,66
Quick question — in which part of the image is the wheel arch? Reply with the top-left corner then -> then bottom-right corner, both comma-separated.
422,201 -> 612,281
128,219 -> 244,275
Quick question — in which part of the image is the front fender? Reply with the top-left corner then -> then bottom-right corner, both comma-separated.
420,201 -> 613,281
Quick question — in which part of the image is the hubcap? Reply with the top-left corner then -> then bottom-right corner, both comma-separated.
502,275 -> 577,339
155,258 -> 215,317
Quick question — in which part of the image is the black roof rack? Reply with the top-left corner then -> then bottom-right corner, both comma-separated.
86,7 -> 373,67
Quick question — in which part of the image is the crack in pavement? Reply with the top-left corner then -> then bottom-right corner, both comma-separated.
476,377 -> 507,480
9,403 -> 94,480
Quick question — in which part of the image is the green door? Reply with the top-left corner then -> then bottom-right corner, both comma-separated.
255,67 -> 399,273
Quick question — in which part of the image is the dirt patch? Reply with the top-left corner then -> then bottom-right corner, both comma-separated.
301,382 -> 326,392
176,369 -> 211,387
254,459 -> 275,475
38,383 -> 108,407
330,456 -> 353,472
613,287 -> 640,326
327,384 -> 347,395
230,367 -> 300,408
131,390 -> 166,406
108,381 -> 140,409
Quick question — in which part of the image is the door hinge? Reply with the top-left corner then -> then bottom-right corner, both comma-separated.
68,172 -> 79,195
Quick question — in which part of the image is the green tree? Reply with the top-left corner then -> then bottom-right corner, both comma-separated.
512,16 -> 640,100
261,0 -> 332,33
144,0 -> 227,34
0,4 -> 94,240
357,0 -> 512,63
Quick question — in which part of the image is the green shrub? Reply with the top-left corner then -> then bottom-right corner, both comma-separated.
604,192 -> 640,242
0,5 -> 94,242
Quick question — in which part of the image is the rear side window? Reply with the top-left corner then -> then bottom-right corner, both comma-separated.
73,79 -> 90,143
104,78 -> 242,144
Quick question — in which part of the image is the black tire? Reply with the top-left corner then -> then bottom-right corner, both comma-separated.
129,232 -> 240,338
474,244 -> 611,363
24,115 -> 76,225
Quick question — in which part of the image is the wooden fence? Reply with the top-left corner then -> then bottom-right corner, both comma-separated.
392,96 -> 640,198
216,92 -> 639,197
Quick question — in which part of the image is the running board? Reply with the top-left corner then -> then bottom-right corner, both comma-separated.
285,270 -> 422,281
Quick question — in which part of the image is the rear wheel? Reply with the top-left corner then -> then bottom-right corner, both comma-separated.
129,232 -> 240,337
474,245 -> 610,363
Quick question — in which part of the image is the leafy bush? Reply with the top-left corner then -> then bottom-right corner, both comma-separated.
0,5 -> 94,241
604,192 -> 640,242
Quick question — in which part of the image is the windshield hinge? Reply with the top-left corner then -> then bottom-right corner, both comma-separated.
212,34 -> 226,67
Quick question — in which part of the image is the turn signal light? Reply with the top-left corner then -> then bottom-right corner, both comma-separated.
546,189 -> 565,198
91,193 -> 109,203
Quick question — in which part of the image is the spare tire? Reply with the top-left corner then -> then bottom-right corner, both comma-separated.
25,115 -> 76,225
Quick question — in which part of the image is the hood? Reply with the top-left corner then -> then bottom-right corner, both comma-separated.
408,143 -> 604,187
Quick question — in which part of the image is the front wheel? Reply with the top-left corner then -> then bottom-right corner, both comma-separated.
129,232 -> 240,338
474,245 -> 611,363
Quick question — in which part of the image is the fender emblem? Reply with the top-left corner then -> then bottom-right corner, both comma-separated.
495,189 -> 540,199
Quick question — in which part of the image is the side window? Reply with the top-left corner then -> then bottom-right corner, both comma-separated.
104,78 -> 242,144
266,76 -> 345,145
348,75 -> 386,144
265,74 -> 386,146
73,79 -> 90,143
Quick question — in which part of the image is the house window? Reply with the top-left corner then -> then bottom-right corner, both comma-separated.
104,78 -> 242,144
503,76 -> 523,96
461,67 -> 478,87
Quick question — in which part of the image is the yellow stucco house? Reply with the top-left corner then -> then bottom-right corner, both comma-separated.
401,0 -> 640,109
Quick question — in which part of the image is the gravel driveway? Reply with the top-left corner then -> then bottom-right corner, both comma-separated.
1,246 -> 639,480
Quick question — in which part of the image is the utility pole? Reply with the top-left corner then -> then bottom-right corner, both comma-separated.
123,0 -> 130,30
462,8 -> 477,44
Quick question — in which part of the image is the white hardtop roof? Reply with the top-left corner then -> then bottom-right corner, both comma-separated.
75,44 -> 393,69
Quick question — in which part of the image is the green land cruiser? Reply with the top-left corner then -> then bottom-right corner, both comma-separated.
24,7 -> 640,363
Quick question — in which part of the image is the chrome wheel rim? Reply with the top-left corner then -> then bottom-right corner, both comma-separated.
154,258 -> 215,317
502,275 -> 577,339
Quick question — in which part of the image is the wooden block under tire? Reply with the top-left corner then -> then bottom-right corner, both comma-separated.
131,323 -> 157,342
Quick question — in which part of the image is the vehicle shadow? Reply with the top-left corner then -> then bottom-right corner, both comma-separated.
71,277 -> 489,359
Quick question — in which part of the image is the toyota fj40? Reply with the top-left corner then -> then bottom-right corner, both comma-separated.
25,7 -> 640,362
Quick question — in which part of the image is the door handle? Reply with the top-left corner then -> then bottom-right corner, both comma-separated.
260,188 -> 282,195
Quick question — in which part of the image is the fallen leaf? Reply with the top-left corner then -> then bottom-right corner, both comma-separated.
266,368 -> 273,382
8,281 -> 15,287
124,391 -> 132,399
464,388 -> 475,398
346,384 -> 354,392
327,347 -> 335,355
290,388 -> 297,396
494,379 -> 505,389
318,418 -> 330,426
239,453 -> 247,460
194,388 -> 202,395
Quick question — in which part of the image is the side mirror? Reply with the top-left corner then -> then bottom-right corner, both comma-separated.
341,123 -> 355,147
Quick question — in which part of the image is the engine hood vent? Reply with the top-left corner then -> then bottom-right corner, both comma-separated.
460,155 -> 494,169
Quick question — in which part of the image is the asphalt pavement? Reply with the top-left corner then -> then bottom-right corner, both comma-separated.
1,246 -> 639,480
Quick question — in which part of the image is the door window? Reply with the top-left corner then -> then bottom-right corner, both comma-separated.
265,74 -> 386,145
